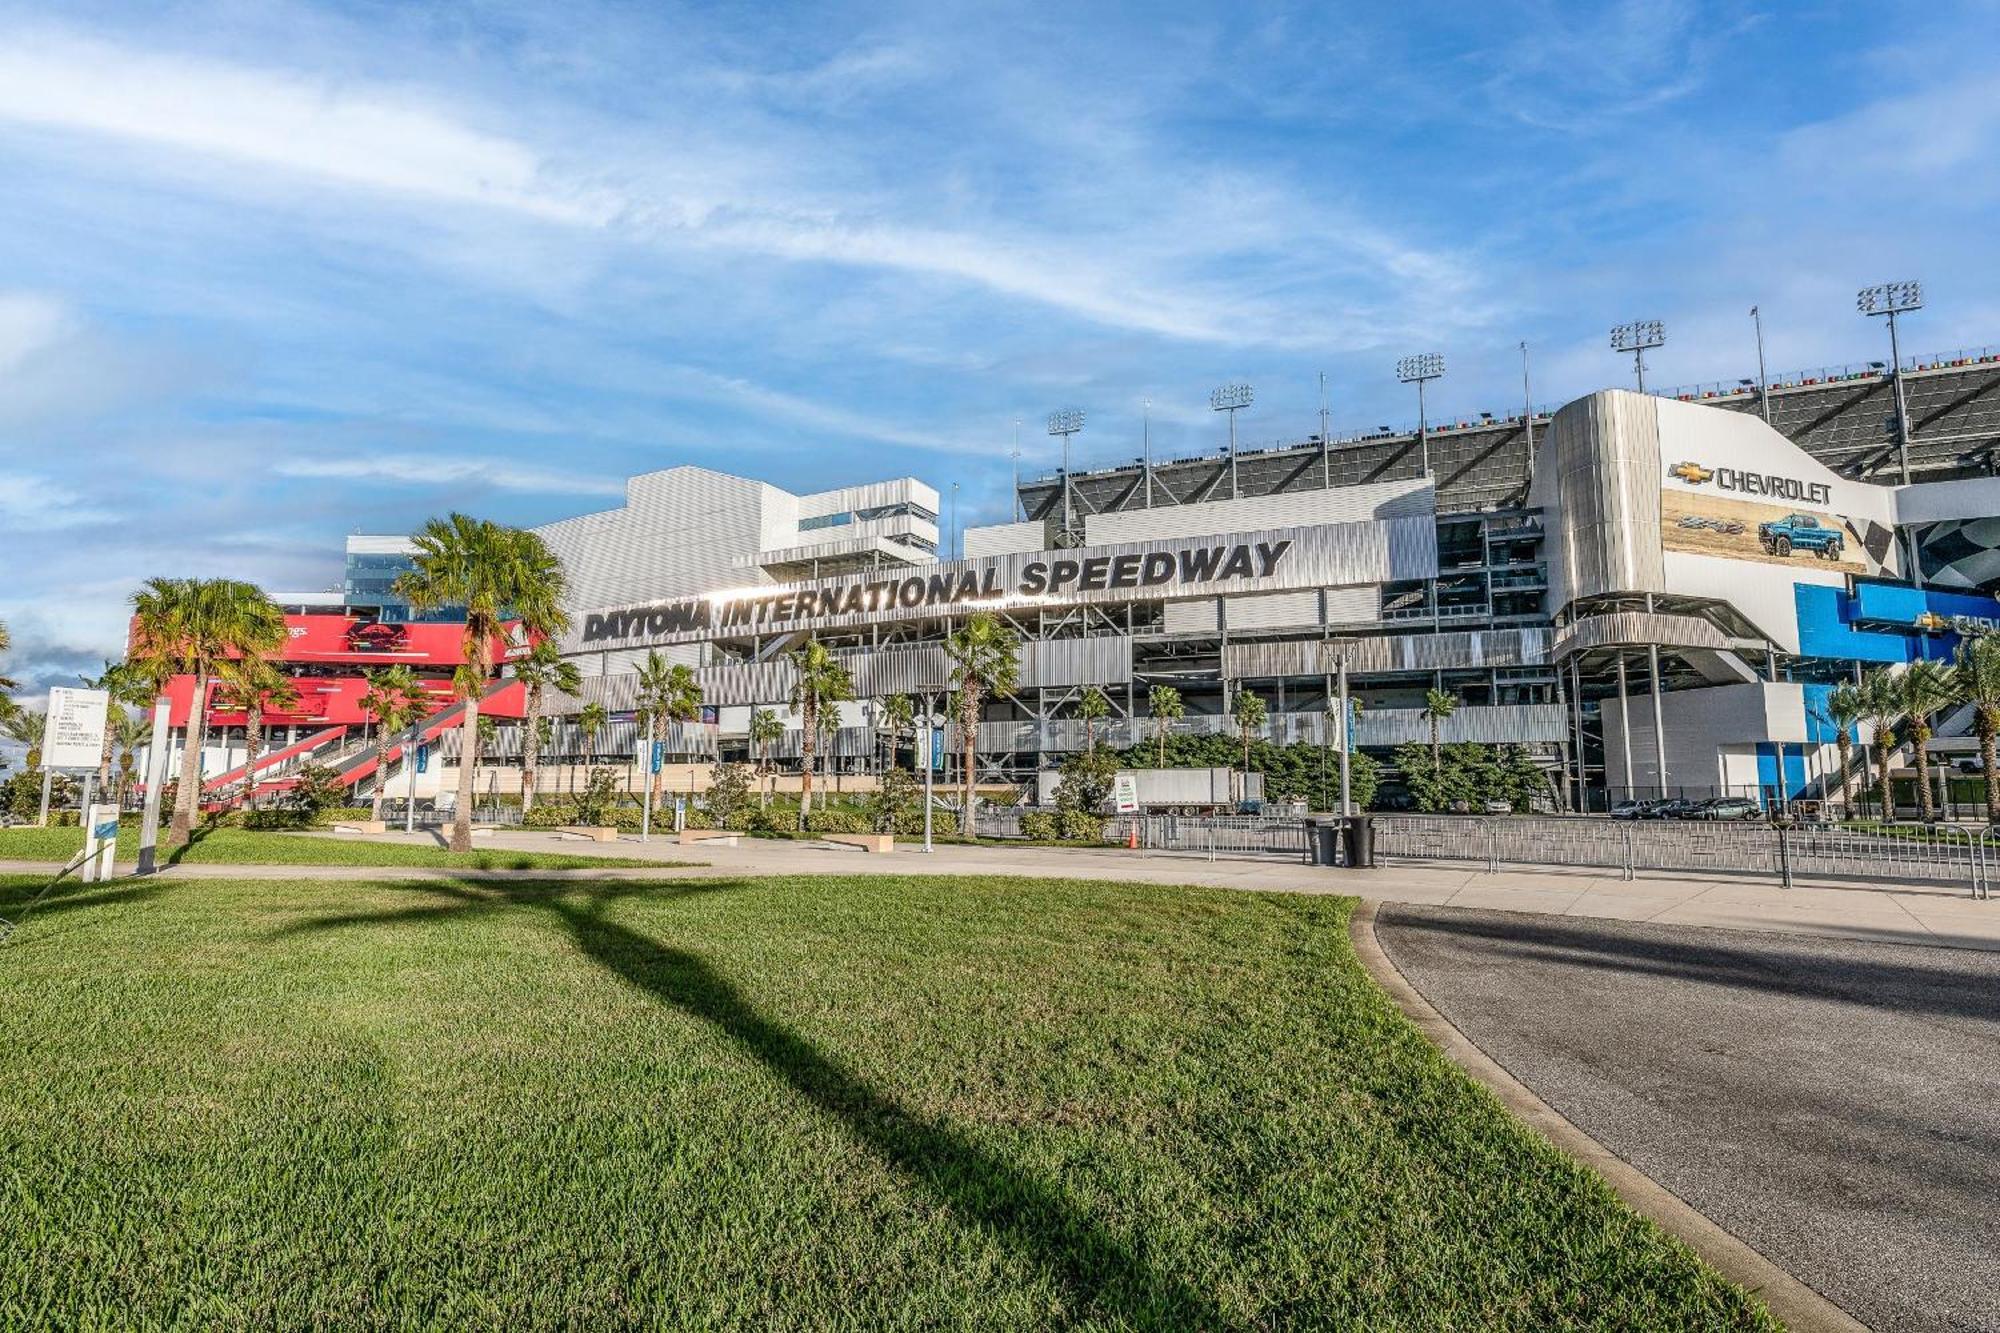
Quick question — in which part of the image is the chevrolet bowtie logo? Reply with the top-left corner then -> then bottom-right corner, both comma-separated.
1669,461 -> 1714,485
1914,611 -> 1949,632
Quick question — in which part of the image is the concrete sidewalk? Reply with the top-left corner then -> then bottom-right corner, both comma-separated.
12,827 -> 1997,951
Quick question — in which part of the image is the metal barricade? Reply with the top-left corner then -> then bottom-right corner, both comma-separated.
1373,814 -> 1994,899
1106,815 -> 1310,862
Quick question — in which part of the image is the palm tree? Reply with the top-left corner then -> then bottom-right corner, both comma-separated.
788,639 -> 854,827
219,657 -> 299,813
1077,686 -> 1110,756
1824,681 -> 1867,818
360,665 -> 428,821
128,578 -> 288,848
513,639 -> 582,814
393,515 -> 569,852
1860,668 -> 1902,820
749,706 -> 785,808
634,650 -> 703,817
943,612 -> 1019,836
1953,637 -> 2000,823
4,710 -> 45,771
79,660 -> 151,792
1233,689 -> 1268,800
112,711 -> 150,807
577,701 -> 607,770
1148,684 -> 1184,767
0,618 -> 18,714
878,694 -> 915,774
1894,659 -> 1955,822
1422,688 -> 1459,776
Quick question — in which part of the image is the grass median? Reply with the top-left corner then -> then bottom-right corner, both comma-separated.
0,825 -> 688,871
0,873 -> 1776,1329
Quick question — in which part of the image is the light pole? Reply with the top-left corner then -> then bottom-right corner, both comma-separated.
1010,419 -> 1022,522
1519,341 -> 1535,486
949,481 -> 960,560
1750,306 -> 1771,424
1209,382 -> 1253,499
1394,353 -> 1443,477
1318,371 -> 1332,488
1046,408 -> 1084,546
1610,320 -> 1665,392
1857,280 -> 1923,484
1141,398 -> 1153,508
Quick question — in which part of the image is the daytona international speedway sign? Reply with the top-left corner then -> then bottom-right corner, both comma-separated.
570,516 -> 1437,652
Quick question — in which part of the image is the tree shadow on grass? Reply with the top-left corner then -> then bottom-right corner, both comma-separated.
279,878 -> 1229,1329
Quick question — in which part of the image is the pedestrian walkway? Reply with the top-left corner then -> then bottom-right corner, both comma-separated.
10,827 -> 1995,951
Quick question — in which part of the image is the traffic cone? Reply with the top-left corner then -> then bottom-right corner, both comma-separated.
1127,825 -> 1139,850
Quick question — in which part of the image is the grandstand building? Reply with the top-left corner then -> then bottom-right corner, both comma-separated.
150,343 -> 2000,812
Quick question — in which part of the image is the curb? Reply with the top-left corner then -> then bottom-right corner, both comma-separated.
1348,898 -> 1869,1333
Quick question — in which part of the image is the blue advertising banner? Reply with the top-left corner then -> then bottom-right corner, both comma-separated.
415,744 -> 430,774
930,728 -> 944,773
650,741 -> 666,774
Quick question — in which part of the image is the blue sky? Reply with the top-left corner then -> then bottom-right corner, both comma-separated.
3,0 -> 1999,696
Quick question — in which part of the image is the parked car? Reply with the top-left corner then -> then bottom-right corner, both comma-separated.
1656,798 -> 1708,819
1481,799 -> 1514,815
1692,796 -> 1762,821
1614,798 -> 1675,819
1757,513 -> 1844,560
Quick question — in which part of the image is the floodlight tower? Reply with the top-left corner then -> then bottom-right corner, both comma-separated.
1394,353 -> 1444,476
1010,418 -> 1022,521
1857,280 -> 1923,484
1047,407 -> 1084,545
1609,320 -> 1665,392
1209,382 -> 1253,498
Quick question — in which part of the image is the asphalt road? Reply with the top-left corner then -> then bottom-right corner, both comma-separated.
1375,905 -> 2000,1333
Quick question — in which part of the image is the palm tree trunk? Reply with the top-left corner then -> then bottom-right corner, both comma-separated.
1875,740 -> 1894,820
1834,736 -> 1853,815
1430,719 -> 1441,775
1915,729 -> 1935,822
1157,724 -> 1166,768
799,700 -> 817,826
1982,715 -> 2000,824
959,686 -> 979,836
169,674 -> 209,848
522,687 -> 541,815
451,698 -> 479,852
241,704 -> 262,814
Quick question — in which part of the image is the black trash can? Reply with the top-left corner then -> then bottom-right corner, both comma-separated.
1342,815 -> 1375,869
1306,818 -> 1341,866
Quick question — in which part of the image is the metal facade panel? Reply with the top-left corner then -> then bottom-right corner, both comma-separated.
963,521 -> 1045,558
1021,637 -> 1133,687
1323,585 -> 1380,625
1083,478 -> 1433,545
1225,590 -> 1320,631
1163,599 -> 1221,634
568,516 -> 1440,653
1552,389 -> 1666,599
1352,703 -> 1566,746
1222,627 -> 1552,678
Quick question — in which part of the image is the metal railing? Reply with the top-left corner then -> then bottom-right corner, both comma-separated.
1105,814 -> 1310,861
1373,814 -> 1992,899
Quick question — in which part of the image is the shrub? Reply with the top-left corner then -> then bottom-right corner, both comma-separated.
1058,809 -> 1106,841
703,763 -> 754,828
804,808 -> 870,835
869,766 -> 920,833
1054,749 -> 1118,814
1019,811 -> 1059,841
286,764 -> 347,820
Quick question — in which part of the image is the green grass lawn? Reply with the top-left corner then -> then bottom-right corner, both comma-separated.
0,825 -> 685,871
0,873 -> 1776,1330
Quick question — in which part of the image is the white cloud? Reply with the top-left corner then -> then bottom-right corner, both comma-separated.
0,25 -> 1473,349
0,474 -> 115,531
0,292 -> 75,372
274,455 -> 626,497
0,30 -> 614,225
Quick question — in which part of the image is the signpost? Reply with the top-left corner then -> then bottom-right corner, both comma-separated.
41,687 -> 109,830
82,803 -> 118,883
136,699 -> 171,875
